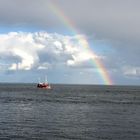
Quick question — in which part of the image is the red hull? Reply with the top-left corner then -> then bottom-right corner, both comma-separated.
37,83 -> 51,89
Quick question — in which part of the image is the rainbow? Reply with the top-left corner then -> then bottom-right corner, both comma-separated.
48,2 -> 113,85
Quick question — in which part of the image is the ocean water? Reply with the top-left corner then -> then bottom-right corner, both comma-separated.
0,84 -> 140,140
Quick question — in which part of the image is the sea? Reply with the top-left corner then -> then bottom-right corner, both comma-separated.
0,84 -> 140,140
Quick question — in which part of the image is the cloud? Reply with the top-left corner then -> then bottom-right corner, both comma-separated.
0,0 -> 139,45
0,32 -> 42,70
0,0 -> 139,44
0,31 -> 99,71
0,0 -> 139,84
122,66 -> 140,77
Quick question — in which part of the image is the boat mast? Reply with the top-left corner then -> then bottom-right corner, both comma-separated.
45,76 -> 48,84
38,77 -> 41,83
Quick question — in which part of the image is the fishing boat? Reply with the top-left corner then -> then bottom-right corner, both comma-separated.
37,76 -> 51,89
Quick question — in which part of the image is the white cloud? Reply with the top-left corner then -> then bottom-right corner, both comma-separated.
9,63 -> 17,70
37,62 -> 51,70
0,31 -> 99,71
122,66 -> 140,77
67,52 -> 93,66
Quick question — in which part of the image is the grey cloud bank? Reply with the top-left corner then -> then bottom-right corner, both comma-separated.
0,0 -> 139,42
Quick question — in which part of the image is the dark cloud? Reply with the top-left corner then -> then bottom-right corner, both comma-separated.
0,0 -> 140,43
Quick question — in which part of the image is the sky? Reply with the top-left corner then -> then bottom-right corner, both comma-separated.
0,0 -> 140,85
